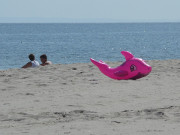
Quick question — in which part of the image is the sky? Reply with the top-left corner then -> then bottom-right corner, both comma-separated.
0,0 -> 180,23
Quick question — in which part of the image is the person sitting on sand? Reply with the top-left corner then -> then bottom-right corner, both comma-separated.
22,54 -> 40,68
40,54 -> 52,66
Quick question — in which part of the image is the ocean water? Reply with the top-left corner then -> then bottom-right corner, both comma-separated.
0,23 -> 180,69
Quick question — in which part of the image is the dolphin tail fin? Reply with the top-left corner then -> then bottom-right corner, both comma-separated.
90,58 -> 108,68
99,60 -> 109,67
99,60 -> 104,63
90,58 -> 102,67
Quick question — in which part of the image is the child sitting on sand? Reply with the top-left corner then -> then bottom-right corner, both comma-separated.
40,54 -> 52,66
22,54 -> 40,68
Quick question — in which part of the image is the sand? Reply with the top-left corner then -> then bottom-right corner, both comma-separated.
0,59 -> 180,135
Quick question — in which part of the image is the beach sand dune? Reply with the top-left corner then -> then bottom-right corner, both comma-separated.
0,60 -> 180,135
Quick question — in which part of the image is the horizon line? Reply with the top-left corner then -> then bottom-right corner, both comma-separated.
0,22 -> 180,24
0,17 -> 180,23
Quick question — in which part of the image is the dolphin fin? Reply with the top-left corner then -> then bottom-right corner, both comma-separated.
114,70 -> 128,77
121,51 -> 134,61
99,60 -> 104,63
99,60 -> 109,66
90,58 -> 109,69
90,58 -> 103,67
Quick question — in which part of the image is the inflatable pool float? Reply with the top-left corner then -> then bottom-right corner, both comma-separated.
90,51 -> 152,80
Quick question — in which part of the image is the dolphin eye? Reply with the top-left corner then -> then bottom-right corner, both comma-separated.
130,65 -> 137,72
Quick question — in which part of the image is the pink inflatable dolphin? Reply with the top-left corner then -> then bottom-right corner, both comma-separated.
90,51 -> 152,80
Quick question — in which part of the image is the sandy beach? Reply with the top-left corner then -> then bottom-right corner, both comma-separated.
0,59 -> 180,135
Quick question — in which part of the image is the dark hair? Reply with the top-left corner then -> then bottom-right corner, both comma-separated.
40,54 -> 47,60
29,54 -> 35,61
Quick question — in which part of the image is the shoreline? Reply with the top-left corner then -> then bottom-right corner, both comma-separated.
0,59 -> 180,71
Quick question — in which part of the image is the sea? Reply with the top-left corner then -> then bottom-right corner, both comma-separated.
0,23 -> 180,69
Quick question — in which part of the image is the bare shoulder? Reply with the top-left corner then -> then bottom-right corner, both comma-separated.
22,62 -> 32,68
41,61 -> 52,66
46,61 -> 52,65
